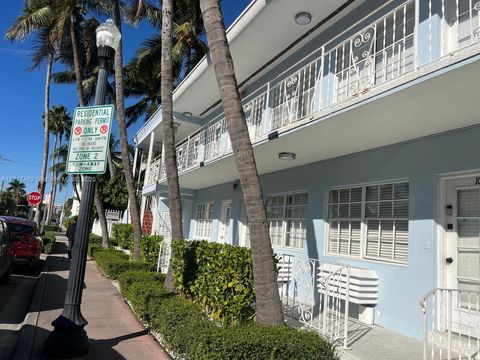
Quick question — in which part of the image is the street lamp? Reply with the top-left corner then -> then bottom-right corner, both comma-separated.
43,19 -> 120,359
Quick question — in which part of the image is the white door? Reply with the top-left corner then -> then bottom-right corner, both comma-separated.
219,201 -> 232,244
444,176 -> 480,337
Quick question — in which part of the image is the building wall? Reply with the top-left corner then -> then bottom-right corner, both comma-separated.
187,125 -> 480,339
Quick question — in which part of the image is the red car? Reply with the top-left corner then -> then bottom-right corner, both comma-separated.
0,216 -> 43,270
0,218 -> 14,283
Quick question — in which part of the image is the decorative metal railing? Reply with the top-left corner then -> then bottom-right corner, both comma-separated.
146,156 -> 162,185
420,288 -> 480,360
143,0 -> 480,184
277,254 -> 351,348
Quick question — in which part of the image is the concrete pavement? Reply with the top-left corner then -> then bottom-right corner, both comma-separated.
13,233 -> 170,359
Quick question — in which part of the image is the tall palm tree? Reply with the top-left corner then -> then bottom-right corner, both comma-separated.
45,105 -> 71,224
7,179 -> 27,206
124,0 -> 207,126
6,0 -> 56,226
48,0 -> 110,246
161,0 -> 183,291
110,0 -> 143,260
199,0 -> 284,325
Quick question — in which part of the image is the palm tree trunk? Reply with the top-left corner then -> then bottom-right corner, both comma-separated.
112,0 -> 142,261
199,0 -> 284,325
70,16 -> 86,107
49,134 -> 63,224
34,53 -> 53,226
107,149 -> 116,178
70,15 -> 109,246
162,0 -> 184,292
46,132 -> 58,225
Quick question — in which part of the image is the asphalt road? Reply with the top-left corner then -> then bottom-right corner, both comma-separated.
0,261 -> 43,359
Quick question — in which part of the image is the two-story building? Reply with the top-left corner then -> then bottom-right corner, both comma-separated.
130,0 -> 480,349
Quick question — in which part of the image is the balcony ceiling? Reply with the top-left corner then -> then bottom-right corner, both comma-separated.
172,0 -> 362,116
173,57 -> 480,190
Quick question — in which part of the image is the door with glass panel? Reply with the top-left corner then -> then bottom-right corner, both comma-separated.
445,177 -> 480,337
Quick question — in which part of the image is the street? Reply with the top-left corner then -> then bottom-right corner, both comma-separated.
0,262 -> 43,359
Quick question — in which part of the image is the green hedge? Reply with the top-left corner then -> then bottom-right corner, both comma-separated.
43,225 -> 58,232
140,235 -> 162,266
93,248 -> 153,279
89,233 -> 102,244
42,231 -> 55,254
111,223 -> 133,249
172,239 -> 255,325
120,272 -> 336,360
119,270 -> 167,321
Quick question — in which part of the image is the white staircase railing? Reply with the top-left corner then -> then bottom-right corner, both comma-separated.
420,288 -> 480,360
155,208 -> 172,274
277,255 -> 351,348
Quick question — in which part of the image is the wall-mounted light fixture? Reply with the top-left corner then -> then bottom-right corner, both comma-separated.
182,111 -> 193,117
278,152 -> 296,161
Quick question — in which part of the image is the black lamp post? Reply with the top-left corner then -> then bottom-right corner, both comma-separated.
42,19 -> 121,359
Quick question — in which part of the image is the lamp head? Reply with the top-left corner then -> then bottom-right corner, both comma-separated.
96,19 -> 121,50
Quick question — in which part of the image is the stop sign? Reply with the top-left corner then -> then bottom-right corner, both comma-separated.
27,192 -> 42,206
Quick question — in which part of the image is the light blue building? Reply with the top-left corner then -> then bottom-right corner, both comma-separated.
130,0 -> 480,350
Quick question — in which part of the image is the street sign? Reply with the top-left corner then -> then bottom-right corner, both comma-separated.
66,105 -> 114,174
27,192 -> 42,206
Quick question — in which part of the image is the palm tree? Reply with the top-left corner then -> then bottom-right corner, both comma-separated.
7,179 -> 27,206
48,0 -> 110,246
5,0 -> 56,226
199,0 -> 284,325
109,0 -> 143,260
45,105 -> 71,224
160,0 -> 183,291
124,0 -> 207,126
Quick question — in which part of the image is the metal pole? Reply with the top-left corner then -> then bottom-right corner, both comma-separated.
43,45 -> 114,359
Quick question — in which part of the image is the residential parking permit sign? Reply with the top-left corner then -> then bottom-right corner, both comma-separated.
66,105 -> 114,174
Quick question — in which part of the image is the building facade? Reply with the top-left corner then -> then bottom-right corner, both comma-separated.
131,0 -> 480,342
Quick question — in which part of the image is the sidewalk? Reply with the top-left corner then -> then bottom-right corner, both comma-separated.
16,233 -> 170,359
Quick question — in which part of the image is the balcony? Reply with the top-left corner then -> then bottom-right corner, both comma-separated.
147,0 -> 480,187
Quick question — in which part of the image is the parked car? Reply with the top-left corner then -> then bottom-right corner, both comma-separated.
0,216 -> 43,270
0,218 -> 14,283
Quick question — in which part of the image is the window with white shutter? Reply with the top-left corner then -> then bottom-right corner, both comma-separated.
195,202 -> 214,239
327,181 -> 409,264
266,192 -> 308,249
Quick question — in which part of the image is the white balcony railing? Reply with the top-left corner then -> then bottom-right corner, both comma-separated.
146,156 -> 162,185
420,288 -> 480,360
145,0 -> 480,183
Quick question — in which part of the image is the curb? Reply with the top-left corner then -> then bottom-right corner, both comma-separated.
9,245 -> 56,360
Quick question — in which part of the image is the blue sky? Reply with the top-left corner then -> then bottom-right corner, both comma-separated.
0,0 -> 250,203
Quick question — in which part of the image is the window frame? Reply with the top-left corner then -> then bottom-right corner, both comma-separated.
194,202 -> 214,240
324,179 -> 410,266
265,190 -> 309,250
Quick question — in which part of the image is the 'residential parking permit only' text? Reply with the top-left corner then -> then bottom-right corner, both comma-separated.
66,105 -> 114,174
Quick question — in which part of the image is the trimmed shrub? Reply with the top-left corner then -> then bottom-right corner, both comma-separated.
143,294 -> 336,360
140,234 -> 162,266
43,225 -> 58,232
88,242 -> 103,258
42,231 -> 55,254
171,239 -> 255,325
94,249 -> 152,279
111,223 -> 133,249
119,270 -> 167,321
89,233 -> 102,244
